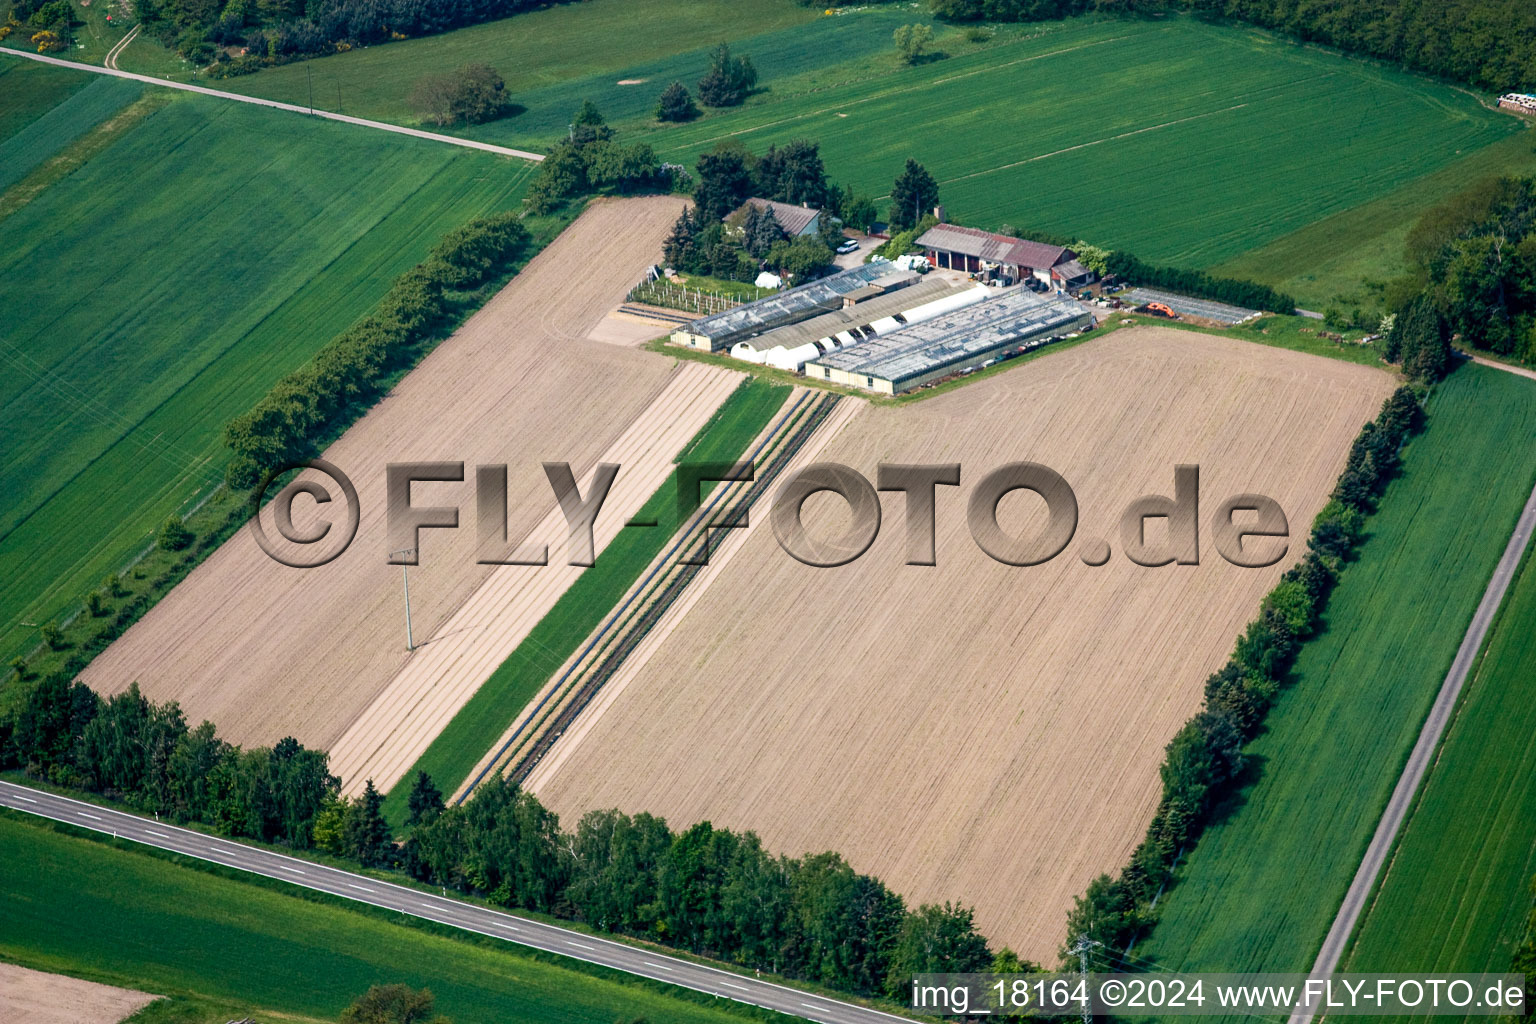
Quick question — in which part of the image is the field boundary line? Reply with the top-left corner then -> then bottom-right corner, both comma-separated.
0,48 -> 543,161
1289,471 -> 1536,1024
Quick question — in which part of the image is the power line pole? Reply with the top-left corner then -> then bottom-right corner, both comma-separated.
391,548 -> 417,650
1069,934 -> 1098,1024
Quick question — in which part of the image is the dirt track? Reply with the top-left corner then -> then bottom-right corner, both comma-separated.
531,327 -> 1395,961
83,197 -> 727,762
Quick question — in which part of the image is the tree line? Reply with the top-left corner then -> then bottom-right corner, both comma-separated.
1062,385 -> 1425,964
925,0 -> 1536,94
2,679 -> 338,847
223,211 -> 530,488
176,0 -> 586,70
0,671 -> 1017,1002
1104,250 -> 1296,314
396,774 -> 1004,997
1387,175 -> 1536,367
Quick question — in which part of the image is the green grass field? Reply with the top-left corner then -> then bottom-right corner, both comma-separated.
1340,534 -> 1536,990
0,75 -> 141,189
627,16 -> 1518,268
0,811 -> 774,1023
0,58 -> 94,139
1214,130 -> 1536,312
220,0 -> 818,125
219,5 -> 1527,276
384,376 -> 790,822
0,63 -> 538,665
1137,365 -> 1536,992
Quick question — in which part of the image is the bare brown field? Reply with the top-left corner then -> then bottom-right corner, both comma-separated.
0,963 -> 158,1024
82,197 -> 733,759
531,327 -> 1395,962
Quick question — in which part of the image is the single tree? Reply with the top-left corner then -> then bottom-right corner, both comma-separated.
749,204 -> 785,258
697,43 -> 757,107
344,778 -> 394,866
692,149 -> 754,220
893,23 -> 933,65
655,81 -> 698,122
404,770 -> 445,827
340,983 -> 448,1024
158,515 -> 193,552
888,158 -> 939,230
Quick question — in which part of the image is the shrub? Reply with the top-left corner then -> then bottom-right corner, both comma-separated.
41,623 -> 65,650
411,63 -> 510,126
893,23 -> 933,64
655,81 -> 698,122
158,516 -> 194,552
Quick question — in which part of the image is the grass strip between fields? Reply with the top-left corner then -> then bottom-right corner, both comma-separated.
1139,364 -> 1536,995
382,375 -> 790,824
0,810 -> 779,1024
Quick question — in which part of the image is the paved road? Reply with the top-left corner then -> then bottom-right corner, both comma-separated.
0,47 -> 542,162
1288,476 -> 1536,1024
0,780 -> 916,1024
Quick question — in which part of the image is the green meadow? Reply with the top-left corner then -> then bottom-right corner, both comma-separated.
0,62 -> 538,665
1342,521 -> 1536,997
224,3 -> 1525,278
1139,366 -> 1536,995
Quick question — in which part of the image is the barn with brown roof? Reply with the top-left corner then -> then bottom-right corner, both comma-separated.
916,223 -> 1094,290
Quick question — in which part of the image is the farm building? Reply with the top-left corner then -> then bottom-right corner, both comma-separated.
805,287 -> 1091,394
725,198 -> 823,237
729,279 -> 990,371
672,263 -> 917,352
1498,93 -> 1536,115
916,224 -> 1095,291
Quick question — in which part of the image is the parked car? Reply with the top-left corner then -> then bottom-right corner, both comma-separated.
836,238 -> 860,254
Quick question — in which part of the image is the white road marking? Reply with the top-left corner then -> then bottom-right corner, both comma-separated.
643,961 -> 675,971
286,867 -> 307,875
348,883 -> 374,892
76,811 -> 102,820
10,795 -> 36,803
722,982 -> 750,991
567,940 -> 597,950
145,830 -> 171,838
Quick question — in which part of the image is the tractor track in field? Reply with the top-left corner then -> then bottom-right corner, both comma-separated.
462,390 -> 842,799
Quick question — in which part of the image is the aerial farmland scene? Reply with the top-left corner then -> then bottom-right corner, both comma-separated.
2,0 -> 1536,1019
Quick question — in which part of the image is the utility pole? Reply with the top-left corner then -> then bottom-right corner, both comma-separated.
307,63 -> 314,114
391,548 -> 417,650
1069,934 -> 1098,1024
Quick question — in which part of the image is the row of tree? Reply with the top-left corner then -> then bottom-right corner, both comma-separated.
3,679 -> 339,847
224,211 -> 530,488
924,0 -> 1536,94
1063,386 -> 1425,964
180,0 -> 586,67
1390,175 -> 1536,366
522,102 -> 669,214
0,667 -> 1015,1002
1103,249 -> 1297,314
398,775 -> 1004,996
